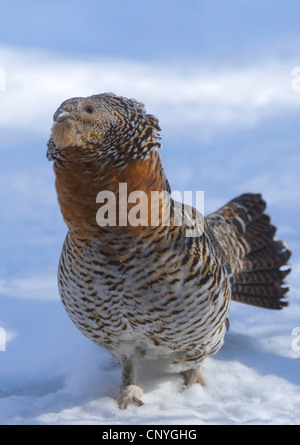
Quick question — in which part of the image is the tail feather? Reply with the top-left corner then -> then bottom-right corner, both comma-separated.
207,193 -> 291,310
231,282 -> 289,309
242,240 -> 291,270
234,238 -> 291,309
244,226 -> 277,252
233,268 -> 291,285
244,213 -> 271,238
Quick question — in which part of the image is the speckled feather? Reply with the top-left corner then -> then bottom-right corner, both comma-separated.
48,93 -> 291,408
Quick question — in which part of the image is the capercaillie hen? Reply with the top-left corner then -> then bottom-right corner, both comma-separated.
47,93 -> 291,409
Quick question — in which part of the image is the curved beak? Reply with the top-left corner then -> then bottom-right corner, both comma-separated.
53,108 -> 76,123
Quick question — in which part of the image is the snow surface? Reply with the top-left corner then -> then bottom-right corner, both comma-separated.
1,20 -> 300,424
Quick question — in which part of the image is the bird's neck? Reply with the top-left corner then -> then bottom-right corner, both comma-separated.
54,150 -> 171,239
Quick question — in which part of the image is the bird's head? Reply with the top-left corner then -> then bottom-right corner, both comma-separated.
47,93 -> 161,166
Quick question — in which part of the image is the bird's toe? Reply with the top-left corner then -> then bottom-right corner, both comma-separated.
182,368 -> 205,388
117,385 -> 144,409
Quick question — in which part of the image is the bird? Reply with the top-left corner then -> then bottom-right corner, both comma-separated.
47,92 -> 291,409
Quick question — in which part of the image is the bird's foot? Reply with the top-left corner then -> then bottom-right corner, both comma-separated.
117,385 -> 144,409
182,368 -> 205,388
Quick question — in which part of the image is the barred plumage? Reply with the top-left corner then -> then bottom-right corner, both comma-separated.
48,93 -> 291,408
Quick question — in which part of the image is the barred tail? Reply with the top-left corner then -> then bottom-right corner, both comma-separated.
208,193 -> 291,310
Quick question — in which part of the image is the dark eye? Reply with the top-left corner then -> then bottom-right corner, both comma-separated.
83,104 -> 95,114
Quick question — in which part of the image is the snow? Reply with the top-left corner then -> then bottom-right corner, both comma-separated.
1,291 -> 300,425
1,1 -> 300,425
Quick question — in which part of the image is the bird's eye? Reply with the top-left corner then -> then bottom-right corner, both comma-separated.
83,104 -> 95,114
